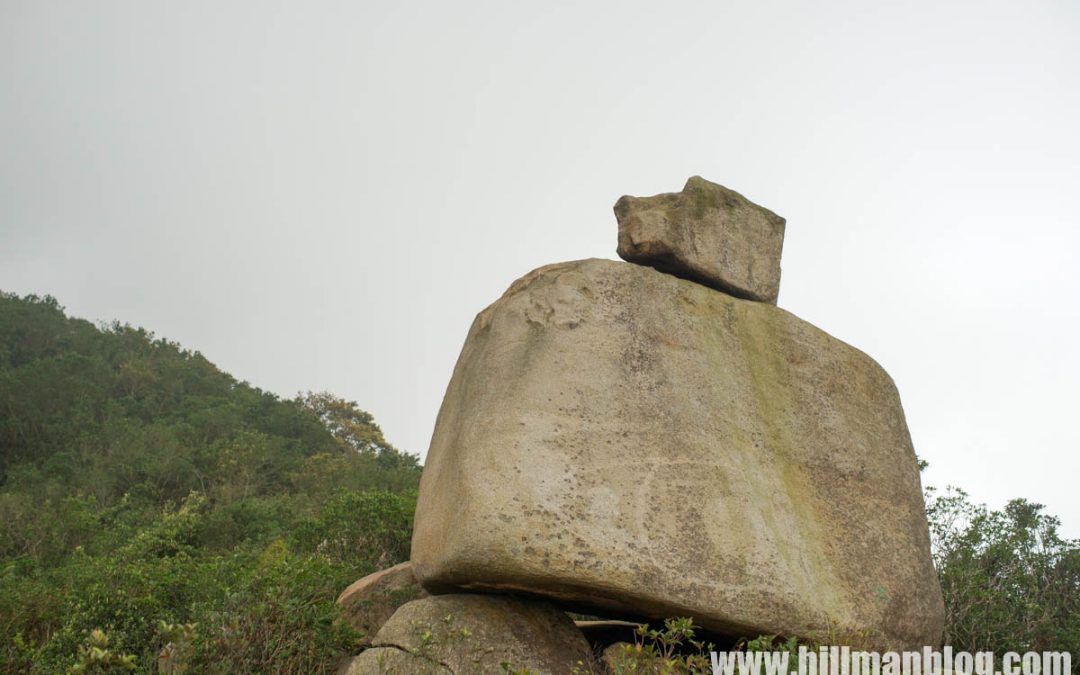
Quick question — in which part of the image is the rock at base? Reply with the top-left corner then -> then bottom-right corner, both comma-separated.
615,176 -> 785,303
341,647 -> 449,674
337,561 -> 428,642
411,258 -> 943,649
343,594 -> 592,674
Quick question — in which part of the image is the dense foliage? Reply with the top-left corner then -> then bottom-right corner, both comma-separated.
0,292 -> 421,673
925,485 -> 1080,653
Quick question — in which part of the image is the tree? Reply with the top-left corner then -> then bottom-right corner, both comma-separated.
926,486 -> 1080,652
295,392 -> 418,468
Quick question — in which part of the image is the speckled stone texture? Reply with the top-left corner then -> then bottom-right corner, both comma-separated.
341,594 -> 591,674
411,258 -> 943,649
337,562 -> 428,642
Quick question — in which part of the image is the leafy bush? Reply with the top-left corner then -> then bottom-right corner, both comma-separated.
187,542 -> 360,674
69,629 -> 137,673
292,489 -> 415,572
926,487 -> 1080,652
574,617 -> 716,675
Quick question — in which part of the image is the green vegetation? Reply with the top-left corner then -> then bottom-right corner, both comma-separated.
598,618 -> 716,674
0,292 -> 420,673
925,485 -> 1080,652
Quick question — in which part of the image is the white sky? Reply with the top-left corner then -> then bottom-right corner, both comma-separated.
2,1 -> 1078,536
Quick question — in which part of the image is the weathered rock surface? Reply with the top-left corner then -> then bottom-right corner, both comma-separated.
342,594 -> 591,674
337,561 -> 428,641
411,258 -> 943,648
341,647 -> 449,674
615,176 -> 785,303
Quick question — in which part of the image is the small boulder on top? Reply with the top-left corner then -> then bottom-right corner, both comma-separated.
615,175 -> 786,303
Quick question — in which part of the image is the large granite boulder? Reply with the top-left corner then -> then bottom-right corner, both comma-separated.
615,176 -> 785,303
411,258 -> 943,648
337,561 -> 428,642
340,594 -> 591,674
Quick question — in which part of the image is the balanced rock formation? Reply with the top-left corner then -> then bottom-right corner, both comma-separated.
337,561 -> 428,642
409,177 -> 944,650
411,258 -> 941,647
340,594 -> 592,674
615,176 -> 785,304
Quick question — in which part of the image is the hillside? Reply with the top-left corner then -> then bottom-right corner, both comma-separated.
0,292 -> 420,673
1,291 -> 1077,673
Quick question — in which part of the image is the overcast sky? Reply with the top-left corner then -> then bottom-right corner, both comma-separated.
2,0 -> 1078,535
